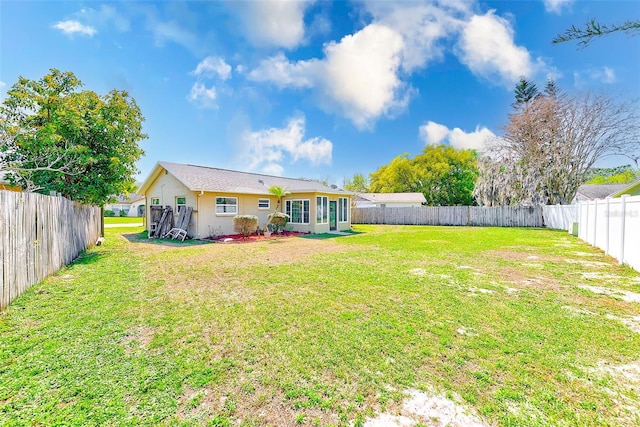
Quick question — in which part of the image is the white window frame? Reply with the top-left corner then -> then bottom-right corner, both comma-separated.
286,199 -> 310,224
216,196 -> 238,215
316,196 -> 328,224
151,197 -> 160,205
338,197 -> 349,223
176,196 -> 186,213
258,198 -> 271,210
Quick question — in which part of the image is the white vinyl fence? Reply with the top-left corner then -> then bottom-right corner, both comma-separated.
542,204 -> 578,231
576,195 -> 640,272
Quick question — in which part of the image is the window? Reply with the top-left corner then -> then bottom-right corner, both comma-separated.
258,198 -> 270,210
216,197 -> 238,215
176,196 -> 186,213
316,196 -> 328,224
339,197 -> 349,222
285,199 -> 310,224
151,197 -> 160,205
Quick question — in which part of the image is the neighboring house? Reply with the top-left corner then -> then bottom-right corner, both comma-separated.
354,192 -> 426,208
137,161 -> 352,238
611,180 -> 640,198
105,194 -> 145,217
574,180 -> 640,202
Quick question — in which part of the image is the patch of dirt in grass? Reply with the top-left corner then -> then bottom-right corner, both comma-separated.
487,250 -> 558,262
468,286 -> 494,296
497,266 -> 563,292
581,272 -> 625,281
564,259 -> 611,268
121,325 -> 155,353
364,388 -> 489,427
606,314 -> 640,333
578,285 -> 640,303
456,326 -> 478,337
562,305 -> 597,316
585,361 -> 640,425
175,386 -> 218,422
573,251 -> 599,257
186,238 -> 362,268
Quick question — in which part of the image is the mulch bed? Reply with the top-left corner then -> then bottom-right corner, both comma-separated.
205,232 -> 306,244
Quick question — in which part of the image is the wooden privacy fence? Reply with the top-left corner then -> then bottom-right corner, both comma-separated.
0,191 -> 101,310
352,206 -> 544,227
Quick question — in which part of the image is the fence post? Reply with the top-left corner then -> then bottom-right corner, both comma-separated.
592,199 -> 598,246
620,195 -> 627,265
604,197 -> 610,255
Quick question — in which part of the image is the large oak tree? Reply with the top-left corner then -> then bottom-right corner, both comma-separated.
0,69 -> 146,205
370,144 -> 478,206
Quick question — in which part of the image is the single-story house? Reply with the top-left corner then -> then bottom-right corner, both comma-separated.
574,180 -> 640,202
354,192 -> 426,208
137,161 -> 352,238
105,194 -> 145,217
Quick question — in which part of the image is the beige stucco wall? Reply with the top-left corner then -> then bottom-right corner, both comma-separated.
145,172 -> 197,236
196,193 -> 277,238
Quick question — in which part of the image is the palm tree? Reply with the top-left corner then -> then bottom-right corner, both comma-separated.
263,185 -> 290,233
269,185 -> 288,212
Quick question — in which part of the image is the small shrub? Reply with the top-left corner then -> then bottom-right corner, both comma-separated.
119,210 -> 127,217
233,215 -> 259,237
104,210 -> 115,217
267,211 -> 289,233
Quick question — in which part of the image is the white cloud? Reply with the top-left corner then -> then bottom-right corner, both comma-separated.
77,5 -> 130,32
192,57 -> 232,80
234,0 -> 312,49
240,116 -> 332,174
364,1 -> 468,72
456,11 -> 539,86
321,24 -> 407,128
248,24 -> 409,129
247,4 -> 549,127
574,66 -> 617,87
149,19 -> 199,52
543,0 -> 574,15
592,66 -> 617,84
420,121 -> 450,145
188,82 -> 217,109
248,53 -> 318,88
52,20 -> 97,37
419,121 -> 495,151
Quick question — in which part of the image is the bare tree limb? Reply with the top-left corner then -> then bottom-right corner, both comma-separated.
552,18 -> 640,49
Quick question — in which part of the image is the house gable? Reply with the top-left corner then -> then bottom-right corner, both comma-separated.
611,180 -> 640,198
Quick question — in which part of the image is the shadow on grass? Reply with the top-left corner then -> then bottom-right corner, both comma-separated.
300,230 -> 364,240
72,251 -> 104,265
121,231 -> 214,247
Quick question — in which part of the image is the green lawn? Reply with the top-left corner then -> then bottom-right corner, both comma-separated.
1,225 -> 639,426
104,216 -> 144,224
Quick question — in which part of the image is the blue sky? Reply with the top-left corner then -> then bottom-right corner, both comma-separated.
1,0 -> 639,185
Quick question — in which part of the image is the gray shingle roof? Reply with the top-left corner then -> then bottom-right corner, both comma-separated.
575,184 -> 629,200
158,161 -> 344,195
